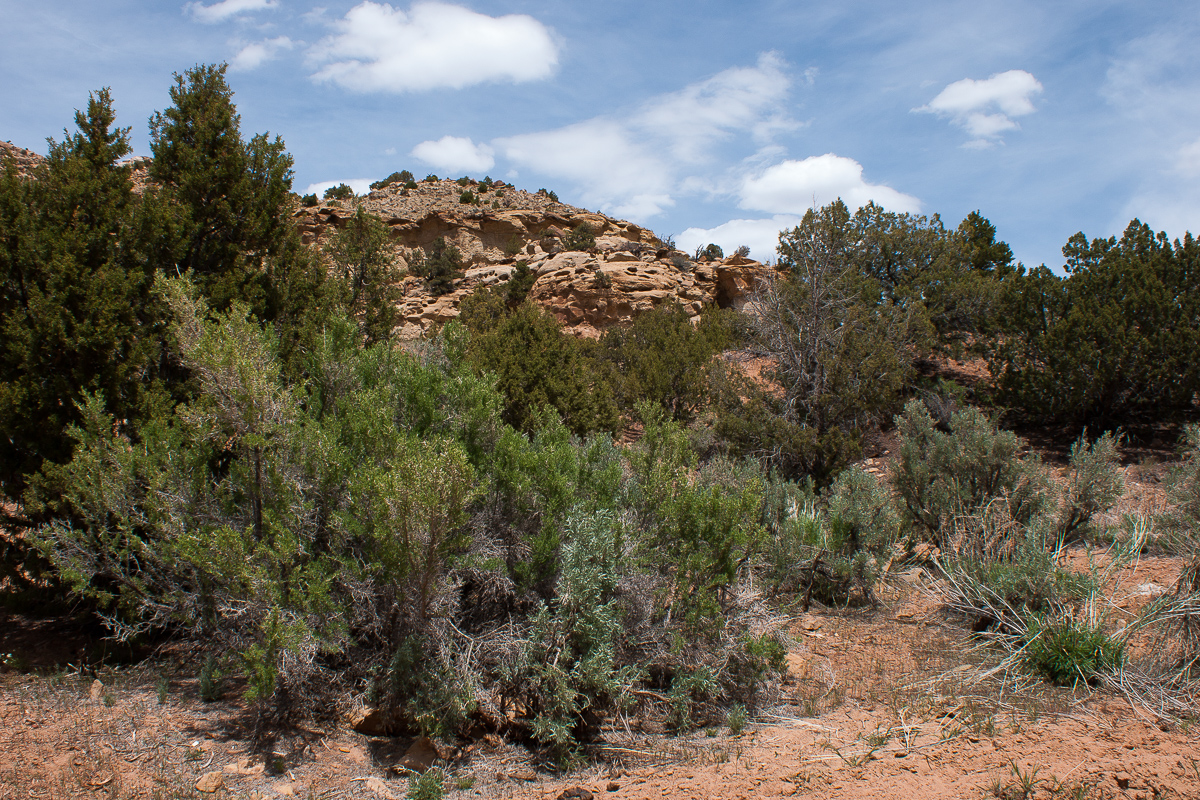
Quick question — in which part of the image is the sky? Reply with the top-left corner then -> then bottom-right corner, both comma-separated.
2,0 -> 1198,268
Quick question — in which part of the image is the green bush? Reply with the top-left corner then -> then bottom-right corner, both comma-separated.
992,222 -> 1200,422
301,193 -> 317,206
411,237 -> 464,295
513,508 -> 640,763
761,468 -> 895,605
600,304 -> 732,421
1023,617 -> 1124,685
323,183 -> 354,200
467,303 -> 618,436
370,170 -> 413,190
891,399 -> 1052,552
406,767 -> 445,800
199,655 -> 223,702
423,174 -> 438,182
323,208 -> 403,344
562,223 -> 596,252
374,635 -> 475,737
1058,431 -> 1124,542
503,233 -> 524,258
459,190 -> 477,205
694,243 -> 723,262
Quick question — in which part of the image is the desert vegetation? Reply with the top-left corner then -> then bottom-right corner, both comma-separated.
2,63 -> 1200,798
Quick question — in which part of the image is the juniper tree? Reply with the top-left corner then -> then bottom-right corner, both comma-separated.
0,88 -> 169,510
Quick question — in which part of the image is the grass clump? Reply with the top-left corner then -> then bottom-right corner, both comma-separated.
1023,616 -> 1125,686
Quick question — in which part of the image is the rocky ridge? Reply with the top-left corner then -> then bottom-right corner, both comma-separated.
295,178 -> 773,339
0,141 -> 45,177
1,140 -> 773,338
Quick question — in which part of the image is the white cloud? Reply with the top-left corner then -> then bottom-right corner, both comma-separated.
493,54 -> 796,220
497,119 -> 675,218
677,215 -> 802,264
917,69 -> 1042,146
634,52 -> 795,162
229,36 -> 294,71
1176,138 -> 1200,177
309,1 -> 557,93
739,154 -> 921,215
303,178 -> 375,197
187,0 -> 278,24
411,135 -> 494,174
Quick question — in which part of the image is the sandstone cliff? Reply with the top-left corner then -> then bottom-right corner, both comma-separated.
296,177 -> 772,339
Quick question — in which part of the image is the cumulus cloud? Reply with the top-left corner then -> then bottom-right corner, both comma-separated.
303,178 -> 375,197
677,215 -> 802,263
309,1 -> 558,93
497,120 -> 674,218
230,36 -> 294,71
187,0 -> 278,24
916,69 -> 1042,146
493,54 -> 795,219
739,154 -> 921,216
411,135 -> 495,173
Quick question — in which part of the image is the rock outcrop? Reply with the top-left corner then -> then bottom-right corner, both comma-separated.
0,141 -> 45,177
2,141 -> 775,337
296,178 -> 773,339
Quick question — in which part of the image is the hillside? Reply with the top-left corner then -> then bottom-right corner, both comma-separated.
2,138 -> 772,340
295,177 -> 770,339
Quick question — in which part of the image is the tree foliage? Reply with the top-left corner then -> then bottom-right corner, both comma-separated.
324,208 -> 403,345
148,64 -> 295,313
992,221 -> 1200,422
0,89 -> 170,506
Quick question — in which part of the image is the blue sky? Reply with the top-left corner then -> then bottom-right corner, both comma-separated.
3,0 -> 1198,268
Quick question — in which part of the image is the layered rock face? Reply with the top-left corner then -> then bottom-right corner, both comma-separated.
295,179 -> 772,338
0,141 -> 45,177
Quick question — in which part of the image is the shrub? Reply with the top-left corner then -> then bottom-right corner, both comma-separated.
1058,431 -> 1124,542
563,223 -> 597,251
600,303 -> 731,421
301,193 -> 317,207
670,253 -> 692,271
467,303 -> 619,436
411,237 -> 464,295
694,243 -> 723,262
423,174 -> 438,182
324,208 -> 403,344
511,508 -> 640,763
505,260 -> 536,307
370,170 -> 414,190
406,768 -> 445,800
502,233 -> 524,258
459,190 -> 477,204
1165,424 -> 1200,534
1023,616 -> 1124,686
404,180 -> 418,190
761,468 -> 896,605
991,222 -> 1200,422
374,635 -> 475,737
734,245 -> 751,258
323,183 -> 354,200
727,702 -> 747,735
891,399 -> 1052,552
456,176 -> 471,186
199,655 -> 223,702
